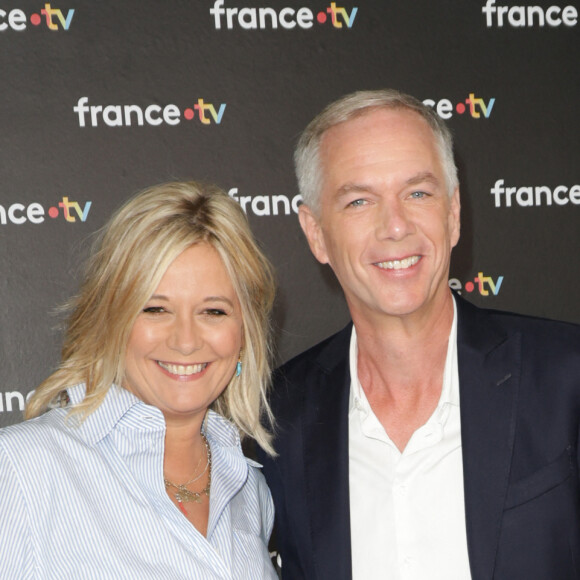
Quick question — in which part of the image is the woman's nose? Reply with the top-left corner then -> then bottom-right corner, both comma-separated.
167,316 -> 202,356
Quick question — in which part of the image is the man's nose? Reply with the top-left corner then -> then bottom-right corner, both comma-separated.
375,199 -> 414,241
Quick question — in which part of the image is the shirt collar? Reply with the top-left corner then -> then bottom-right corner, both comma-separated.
66,383 -> 157,445
66,384 -> 248,452
204,408 -> 242,449
442,296 -> 459,408
348,328 -> 363,413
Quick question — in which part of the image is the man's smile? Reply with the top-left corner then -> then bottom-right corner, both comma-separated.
374,255 -> 421,270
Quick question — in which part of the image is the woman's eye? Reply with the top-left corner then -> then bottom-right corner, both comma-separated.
142,306 -> 165,314
205,308 -> 227,317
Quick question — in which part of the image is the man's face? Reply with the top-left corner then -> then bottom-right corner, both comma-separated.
299,108 -> 460,324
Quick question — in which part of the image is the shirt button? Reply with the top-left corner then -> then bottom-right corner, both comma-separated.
398,485 -> 407,496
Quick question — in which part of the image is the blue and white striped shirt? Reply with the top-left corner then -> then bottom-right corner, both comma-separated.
0,384 -> 278,579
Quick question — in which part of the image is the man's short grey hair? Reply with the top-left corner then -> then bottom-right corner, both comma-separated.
294,89 -> 459,213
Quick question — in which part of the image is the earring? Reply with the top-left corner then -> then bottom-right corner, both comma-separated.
235,360 -> 242,377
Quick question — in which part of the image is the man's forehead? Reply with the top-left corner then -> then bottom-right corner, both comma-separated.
315,109 -> 448,209
321,106 -> 430,142
319,108 -> 440,173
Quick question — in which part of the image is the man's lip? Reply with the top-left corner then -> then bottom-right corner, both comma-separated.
373,255 -> 421,270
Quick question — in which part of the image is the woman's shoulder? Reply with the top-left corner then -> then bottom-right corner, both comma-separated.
0,408 -> 65,444
0,407 -> 82,472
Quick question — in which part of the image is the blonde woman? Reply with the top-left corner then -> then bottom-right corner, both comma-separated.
0,182 -> 278,579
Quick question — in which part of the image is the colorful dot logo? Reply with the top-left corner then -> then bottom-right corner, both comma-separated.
0,198 -> 91,226
182,99 -> 226,124
423,94 -> 495,120
209,1 -> 358,30
73,97 -> 227,127
449,272 -> 504,296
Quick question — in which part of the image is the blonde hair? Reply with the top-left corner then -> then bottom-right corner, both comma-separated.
295,89 -> 458,214
26,181 -> 277,454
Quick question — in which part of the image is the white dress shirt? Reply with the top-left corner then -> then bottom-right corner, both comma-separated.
0,384 -> 277,579
349,300 -> 472,579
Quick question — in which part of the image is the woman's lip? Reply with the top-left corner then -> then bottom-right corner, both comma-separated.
156,361 -> 209,377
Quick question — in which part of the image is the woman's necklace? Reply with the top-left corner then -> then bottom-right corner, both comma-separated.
164,434 -> 211,516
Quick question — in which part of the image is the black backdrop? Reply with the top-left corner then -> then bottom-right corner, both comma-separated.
1,0 -> 579,426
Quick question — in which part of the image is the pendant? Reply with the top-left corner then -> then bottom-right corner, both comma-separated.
175,486 -> 206,504
177,500 -> 188,516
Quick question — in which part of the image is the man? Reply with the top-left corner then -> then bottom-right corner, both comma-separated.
259,90 -> 580,579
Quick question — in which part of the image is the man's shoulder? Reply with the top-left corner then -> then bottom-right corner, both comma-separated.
268,324 -> 352,410
457,295 -> 580,351
275,323 -> 352,380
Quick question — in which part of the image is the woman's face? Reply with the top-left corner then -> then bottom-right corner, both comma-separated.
123,243 -> 243,424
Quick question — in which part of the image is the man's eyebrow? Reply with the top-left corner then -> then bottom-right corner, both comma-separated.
405,171 -> 440,187
334,172 -> 440,197
335,183 -> 373,197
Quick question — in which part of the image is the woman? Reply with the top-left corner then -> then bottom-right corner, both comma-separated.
0,181 -> 278,579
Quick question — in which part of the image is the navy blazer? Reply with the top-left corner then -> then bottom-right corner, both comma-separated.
259,296 -> 580,579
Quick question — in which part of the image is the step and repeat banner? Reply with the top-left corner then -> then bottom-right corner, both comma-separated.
0,1 -> 578,427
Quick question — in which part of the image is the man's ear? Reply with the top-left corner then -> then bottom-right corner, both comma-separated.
298,204 -> 330,264
449,187 -> 461,249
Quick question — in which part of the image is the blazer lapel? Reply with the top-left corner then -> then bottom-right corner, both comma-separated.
456,298 -> 521,580
301,325 -> 353,579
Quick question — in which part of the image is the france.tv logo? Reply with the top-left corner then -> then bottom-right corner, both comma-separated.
0,3 -> 74,31
423,93 -> 495,120
0,197 -> 91,225
449,271 -> 504,296
210,0 -> 358,30
73,97 -> 227,127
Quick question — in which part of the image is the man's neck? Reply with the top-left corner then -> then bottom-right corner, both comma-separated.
353,292 -> 455,451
